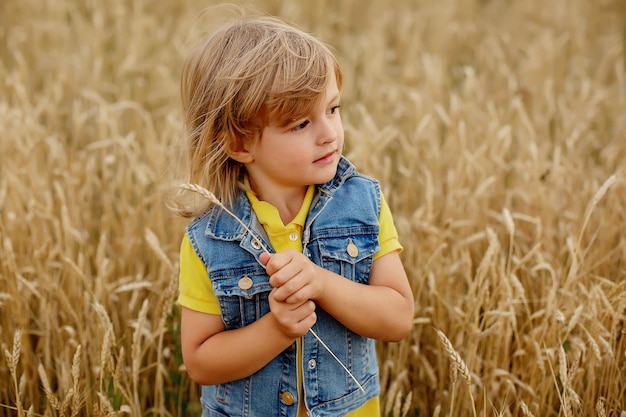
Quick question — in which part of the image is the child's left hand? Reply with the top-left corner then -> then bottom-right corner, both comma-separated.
260,250 -> 324,304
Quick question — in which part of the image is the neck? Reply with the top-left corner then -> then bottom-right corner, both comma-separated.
250,182 -> 308,225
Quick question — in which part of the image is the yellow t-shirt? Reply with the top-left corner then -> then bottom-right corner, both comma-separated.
178,184 -> 402,416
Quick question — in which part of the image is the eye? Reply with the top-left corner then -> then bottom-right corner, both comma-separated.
291,120 -> 310,132
328,105 -> 341,115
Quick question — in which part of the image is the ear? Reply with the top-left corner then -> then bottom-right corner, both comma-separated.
224,134 -> 254,164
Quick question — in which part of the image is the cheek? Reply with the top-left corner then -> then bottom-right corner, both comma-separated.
334,119 -> 344,138
337,125 -> 345,145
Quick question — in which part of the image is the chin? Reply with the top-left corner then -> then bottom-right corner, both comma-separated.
316,168 -> 338,184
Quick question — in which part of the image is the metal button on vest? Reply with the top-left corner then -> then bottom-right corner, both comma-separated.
251,239 -> 262,250
238,276 -> 253,290
280,391 -> 294,406
288,232 -> 298,241
308,359 -> 316,369
347,239 -> 359,257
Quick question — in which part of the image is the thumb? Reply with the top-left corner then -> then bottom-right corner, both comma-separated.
259,252 -> 271,266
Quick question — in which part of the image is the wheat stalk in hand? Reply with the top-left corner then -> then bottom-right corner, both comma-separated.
179,183 -> 272,253
179,183 -> 365,393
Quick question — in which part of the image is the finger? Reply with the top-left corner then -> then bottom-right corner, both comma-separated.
270,267 -> 307,299
282,302 -> 317,337
264,251 -> 291,276
271,282 -> 295,303
270,289 -> 311,312
296,301 -> 317,328
268,259 -> 300,288
259,252 -> 271,267
284,287 -> 310,304
268,249 -> 304,272
269,295 -> 316,337
276,277 -> 310,303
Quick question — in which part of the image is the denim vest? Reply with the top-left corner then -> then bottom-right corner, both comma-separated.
186,157 -> 381,417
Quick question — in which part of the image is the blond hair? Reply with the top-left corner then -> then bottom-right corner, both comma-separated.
177,15 -> 343,216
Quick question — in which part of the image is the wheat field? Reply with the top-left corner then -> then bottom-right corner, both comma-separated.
1,0 -> 625,416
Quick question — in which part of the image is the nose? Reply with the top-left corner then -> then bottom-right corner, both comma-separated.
317,117 -> 339,145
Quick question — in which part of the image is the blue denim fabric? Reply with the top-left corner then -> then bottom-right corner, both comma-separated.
186,157 -> 381,417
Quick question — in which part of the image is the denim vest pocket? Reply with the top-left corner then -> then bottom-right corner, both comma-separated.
200,396 -> 230,417
201,383 -> 245,416
210,265 -> 272,329
316,229 -> 379,284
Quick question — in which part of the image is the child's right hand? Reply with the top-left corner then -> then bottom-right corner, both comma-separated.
261,252 -> 317,339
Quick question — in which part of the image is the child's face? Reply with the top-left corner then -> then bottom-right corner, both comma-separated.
245,70 -> 344,196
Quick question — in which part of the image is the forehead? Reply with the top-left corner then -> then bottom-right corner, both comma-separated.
265,64 -> 341,126
324,70 -> 340,98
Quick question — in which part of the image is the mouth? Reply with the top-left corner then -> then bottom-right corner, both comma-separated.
314,150 -> 337,164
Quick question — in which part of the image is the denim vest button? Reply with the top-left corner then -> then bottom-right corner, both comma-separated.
308,359 -> 316,369
238,276 -> 253,290
280,391 -> 295,406
346,239 -> 359,257
251,239 -> 262,250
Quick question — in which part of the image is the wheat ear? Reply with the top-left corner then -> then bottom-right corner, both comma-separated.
180,183 -> 365,393
180,183 -> 272,253
435,329 -> 476,417
435,329 -> 471,384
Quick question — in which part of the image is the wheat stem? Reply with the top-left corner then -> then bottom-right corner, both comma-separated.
309,329 -> 365,393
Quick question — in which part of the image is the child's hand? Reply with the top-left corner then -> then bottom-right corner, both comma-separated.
260,250 -> 322,338
268,289 -> 316,338
260,250 -> 324,303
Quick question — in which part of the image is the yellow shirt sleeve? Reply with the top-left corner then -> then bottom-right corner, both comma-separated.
375,192 -> 403,260
177,234 -> 221,315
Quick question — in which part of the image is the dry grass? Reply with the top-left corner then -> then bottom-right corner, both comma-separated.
1,0 -> 625,416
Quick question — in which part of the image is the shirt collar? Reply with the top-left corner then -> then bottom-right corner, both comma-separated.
244,176 -> 315,232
